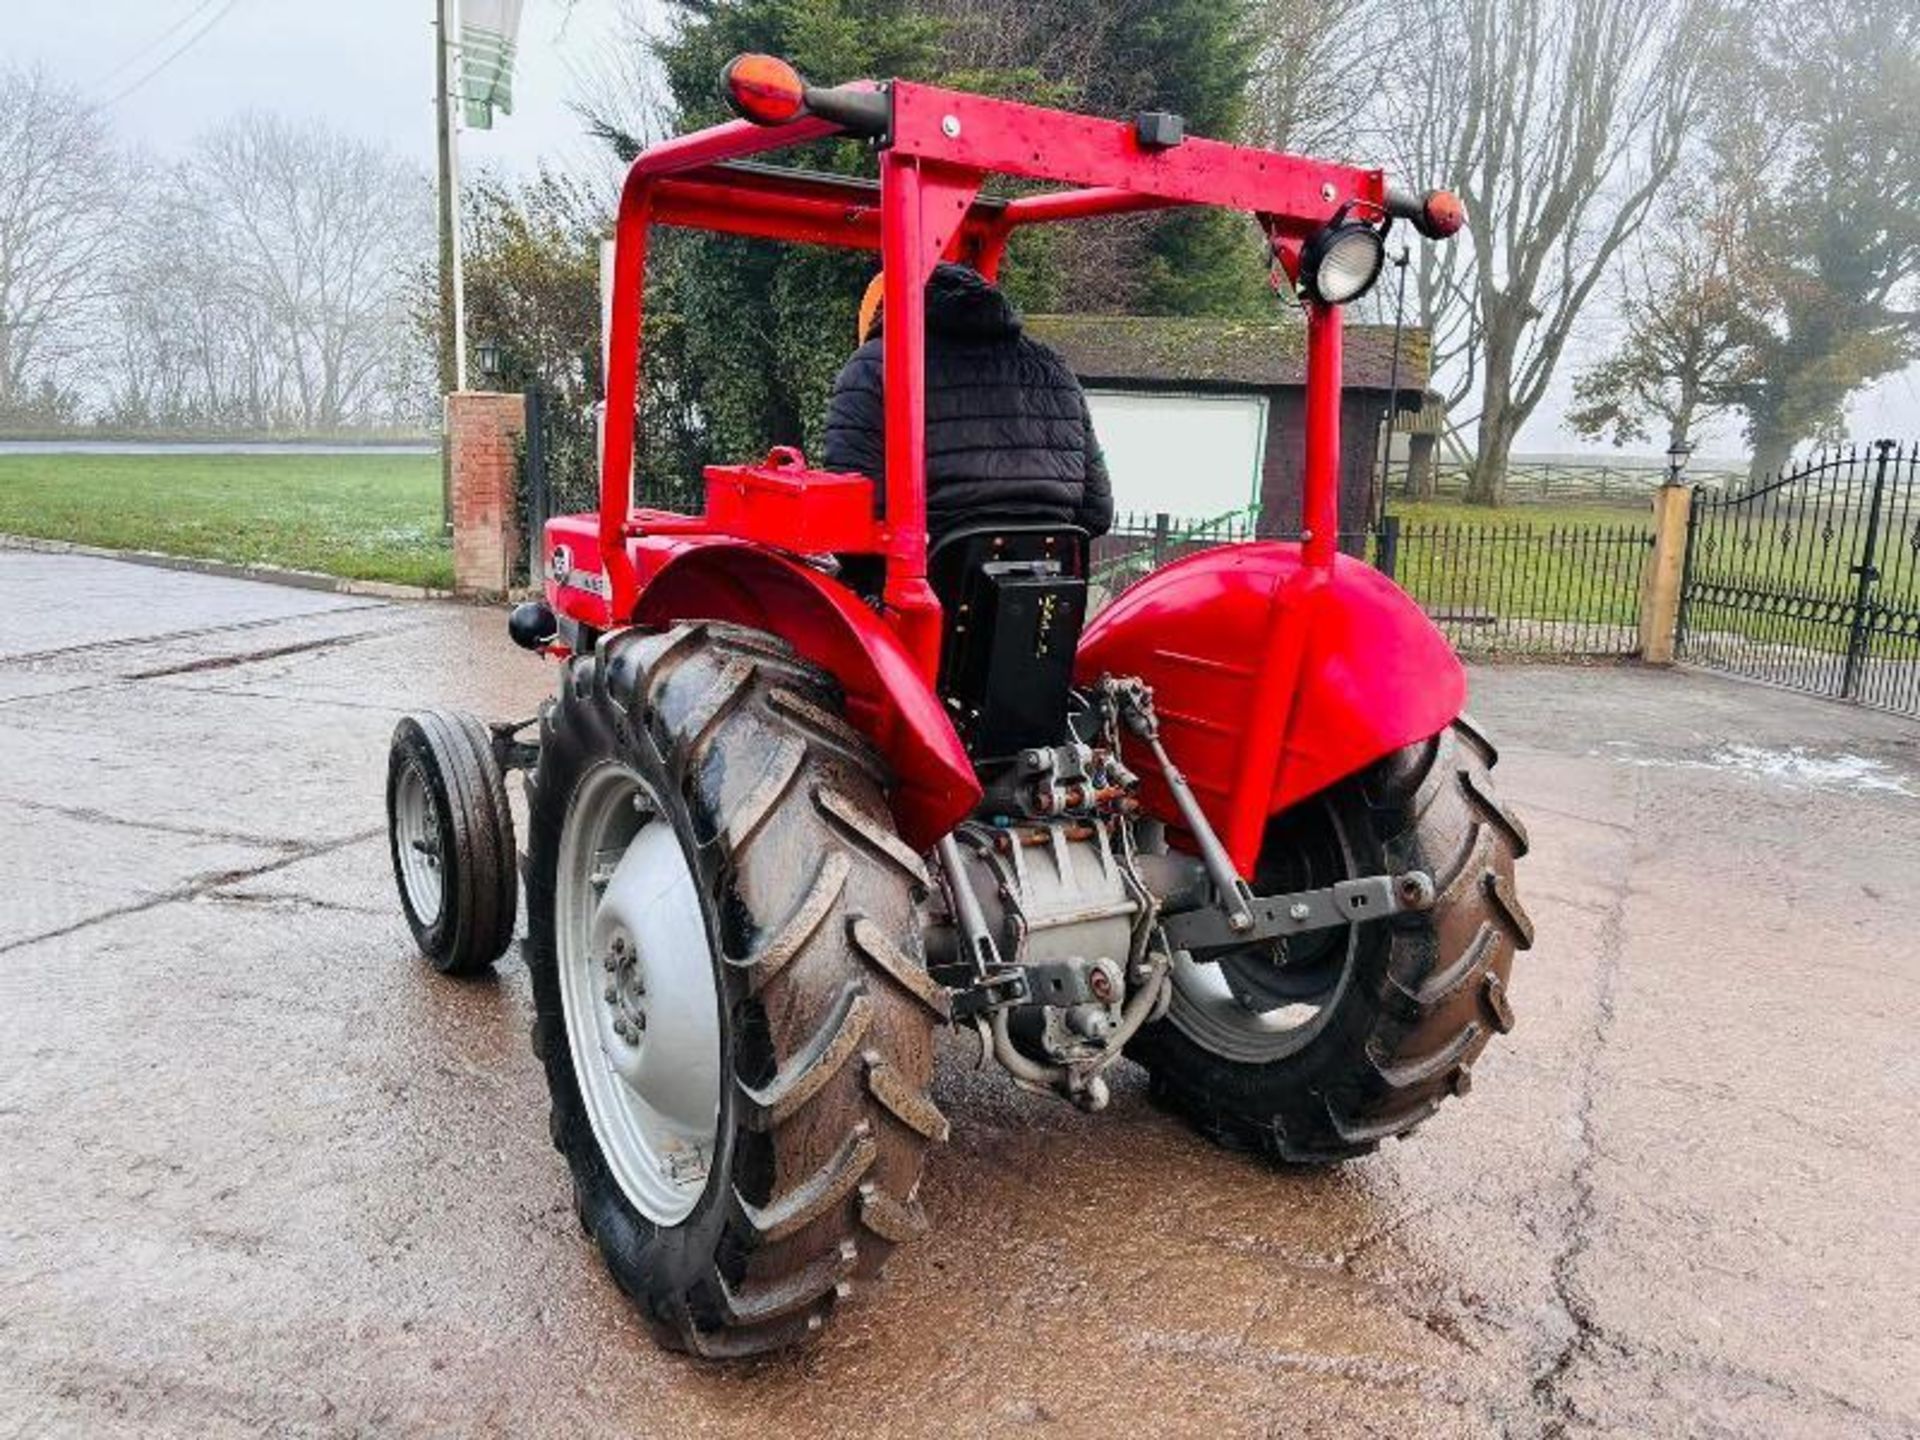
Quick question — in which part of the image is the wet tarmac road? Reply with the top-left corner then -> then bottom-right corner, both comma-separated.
2,547 -> 1917,1438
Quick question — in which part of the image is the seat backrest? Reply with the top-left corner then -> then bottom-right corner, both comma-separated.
928,524 -> 1089,757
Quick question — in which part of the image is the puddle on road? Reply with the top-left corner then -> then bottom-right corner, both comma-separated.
1601,741 -> 1917,797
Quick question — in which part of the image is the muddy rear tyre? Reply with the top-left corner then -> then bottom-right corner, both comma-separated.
524,622 -> 946,1355
1130,718 -> 1532,1163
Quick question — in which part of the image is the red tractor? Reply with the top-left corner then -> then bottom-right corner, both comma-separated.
385,56 -> 1530,1357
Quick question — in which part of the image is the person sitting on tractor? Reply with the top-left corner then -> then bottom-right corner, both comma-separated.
823,262 -> 1114,544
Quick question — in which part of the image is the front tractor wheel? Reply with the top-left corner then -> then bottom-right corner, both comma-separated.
524,622 -> 947,1355
1131,718 -> 1533,1162
386,709 -> 518,977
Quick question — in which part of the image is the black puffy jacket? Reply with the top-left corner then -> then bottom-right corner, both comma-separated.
822,264 -> 1113,541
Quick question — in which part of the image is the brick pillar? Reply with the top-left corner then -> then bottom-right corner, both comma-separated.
448,391 -> 527,596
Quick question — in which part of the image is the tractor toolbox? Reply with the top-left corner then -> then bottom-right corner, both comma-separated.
703,447 -> 881,553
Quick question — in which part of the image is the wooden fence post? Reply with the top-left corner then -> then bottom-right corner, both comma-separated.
1639,483 -> 1693,664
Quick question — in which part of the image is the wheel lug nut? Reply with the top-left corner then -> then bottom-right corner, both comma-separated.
604,985 -> 616,1004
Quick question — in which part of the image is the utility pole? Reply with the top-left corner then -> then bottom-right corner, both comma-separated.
434,0 -> 467,531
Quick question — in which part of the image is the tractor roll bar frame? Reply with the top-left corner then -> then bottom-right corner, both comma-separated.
597,80 -> 1394,677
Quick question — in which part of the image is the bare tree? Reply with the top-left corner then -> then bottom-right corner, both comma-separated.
108,114 -> 432,431
105,185 -> 263,428
1242,0 -> 1399,160
195,114 -> 430,428
0,67 -> 126,423
1378,0 -> 1717,502
570,0 -> 676,165
1568,190 -> 1766,452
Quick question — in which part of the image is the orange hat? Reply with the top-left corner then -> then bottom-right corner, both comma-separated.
858,271 -> 885,344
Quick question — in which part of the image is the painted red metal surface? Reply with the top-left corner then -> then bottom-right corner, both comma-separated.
596,113 -> 856,630
1302,302 -> 1342,568
886,82 -> 1386,236
594,82 -> 1393,633
542,517 -> 980,849
632,545 -> 981,849
651,179 -> 880,250
702,449 -> 886,553
556,68 -> 1462,854
1077,545 -> 1466,876
873,154 -> 986,678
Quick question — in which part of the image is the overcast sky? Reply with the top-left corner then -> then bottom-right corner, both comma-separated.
12,0 -> 628,178
10,0 -> 1916,459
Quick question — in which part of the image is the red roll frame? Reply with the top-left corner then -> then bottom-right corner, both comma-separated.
550,75 -> 1459,868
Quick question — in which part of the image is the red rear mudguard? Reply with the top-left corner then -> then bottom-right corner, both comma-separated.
1076,542 -> 1465,877
545,515 -> 981,852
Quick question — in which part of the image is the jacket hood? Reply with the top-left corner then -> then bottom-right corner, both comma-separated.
925,263 -> 1022,340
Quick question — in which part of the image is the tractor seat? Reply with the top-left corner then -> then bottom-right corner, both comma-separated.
928,524 -> 1089,757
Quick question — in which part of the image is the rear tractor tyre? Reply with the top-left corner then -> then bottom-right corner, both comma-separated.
386,709 -> 518,977
524,621 -> 946,1356
1130,717 -> 1532,1163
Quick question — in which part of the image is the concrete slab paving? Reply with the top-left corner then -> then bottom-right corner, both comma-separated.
0,680 -> 401,846
0,550 -> 1916,1438
0,797 -> 286,950
0,551 -> 373,661
148,603 -> 555,720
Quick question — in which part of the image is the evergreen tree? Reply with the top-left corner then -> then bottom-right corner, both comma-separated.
1083,0 -> 1260,313
1711,0 -> 1920,485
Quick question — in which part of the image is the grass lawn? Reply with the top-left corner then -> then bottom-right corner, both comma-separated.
0,452 -> 452,589
1387,508 -> 1651,648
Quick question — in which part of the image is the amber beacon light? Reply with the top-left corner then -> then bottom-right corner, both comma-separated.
722,53 -> 810,125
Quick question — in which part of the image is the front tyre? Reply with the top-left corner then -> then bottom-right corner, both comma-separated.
524,622 -> 947,1355
1131,718 -> 1533,1163
386,709 -> 517,976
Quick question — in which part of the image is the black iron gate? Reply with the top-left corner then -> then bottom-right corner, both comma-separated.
521,386 -> 605,584
1679,440 -> 1920,715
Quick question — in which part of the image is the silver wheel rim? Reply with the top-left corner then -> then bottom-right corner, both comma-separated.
394,761 -> 445,923
556,762 -> 721,1225
1165,803 -> 1358,1063
1164,947 -> 1353,1062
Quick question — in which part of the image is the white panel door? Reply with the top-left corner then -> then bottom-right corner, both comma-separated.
1084,390 -> 1267,521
